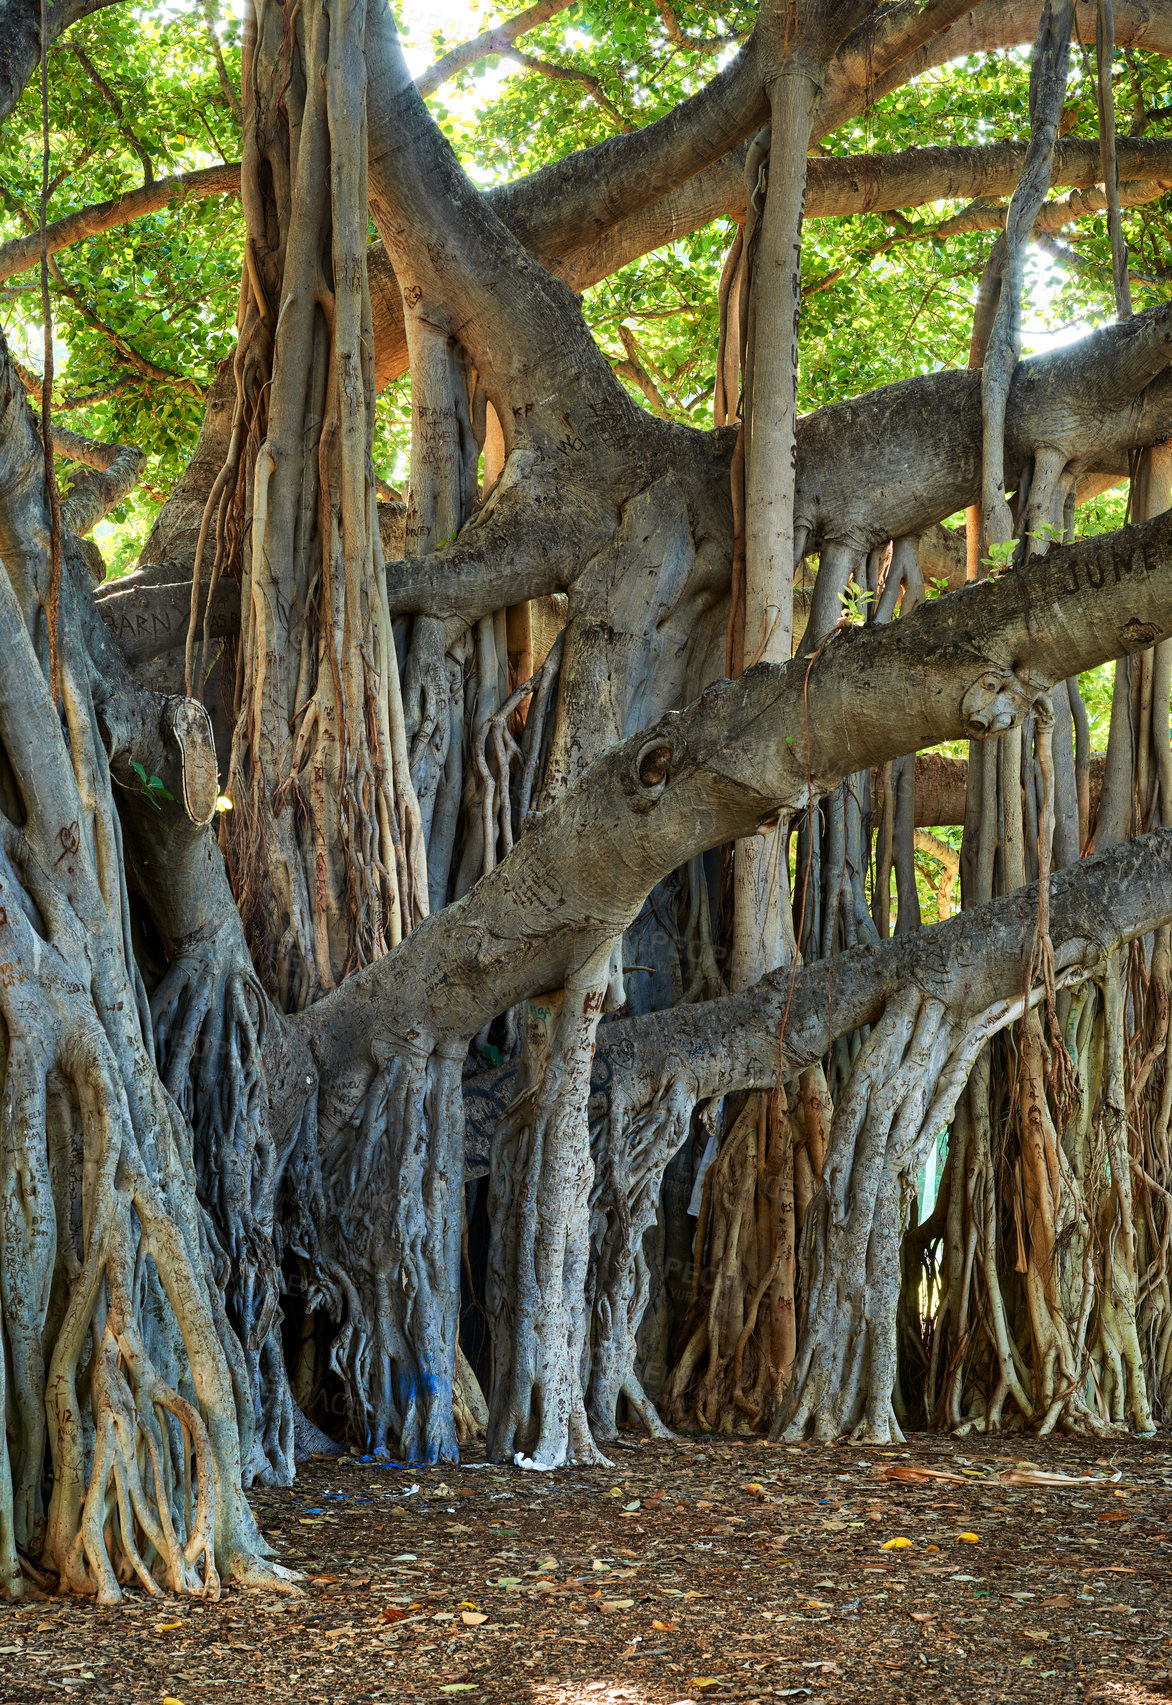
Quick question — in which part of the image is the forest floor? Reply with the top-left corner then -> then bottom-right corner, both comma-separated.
5,1431 -> 1171,1705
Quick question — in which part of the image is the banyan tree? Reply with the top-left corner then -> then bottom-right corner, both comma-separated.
1,0 -> 1171,1601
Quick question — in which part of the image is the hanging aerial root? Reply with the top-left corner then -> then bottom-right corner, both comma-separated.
487,957 -> 616,1471
775,978 -> 1066,1444
153,939 -> 294,1486
313,1040 -> 465,1465
586,1070 -> 696,1441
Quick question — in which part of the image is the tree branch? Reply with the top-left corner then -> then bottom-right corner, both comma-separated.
465,824 -> 1172,1166
305,505 -> 1172,1122
46,256 -> 206,396
508,48 -> 633,132
202,0 -> 241,123
70,42 -> 154,185
415,0 -> 575,98
839,0 -> 1172,132
0,164 -> 240,284
650,0 -> 747,57
0,0 -> 125,127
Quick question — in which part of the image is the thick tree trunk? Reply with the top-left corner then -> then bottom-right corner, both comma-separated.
0,338 -> 280,1599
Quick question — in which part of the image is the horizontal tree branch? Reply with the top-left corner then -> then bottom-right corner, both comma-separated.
96,558 -> 238,662
304,505 -> 1172,1122
559,135 -> 1172,295
887,748 -> 1106,829
376,302 -> 1172,622
0,163 -> 240,284
464,825 -> 1172,1168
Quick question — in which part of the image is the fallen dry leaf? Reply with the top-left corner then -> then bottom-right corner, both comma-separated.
878,1464 -> 970,1485
997,1467 -> 1122,1487
956,1533 -> 981,1543
651,1620 -> 675,1631
380,1606 -> 409,1622
881,1537 -> 913,1549
460,1611 -> 488,1626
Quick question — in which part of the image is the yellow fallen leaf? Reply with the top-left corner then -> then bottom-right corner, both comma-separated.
162,1697 -> 186,1705
651,1619 -> 675,1631
956,1532 -> 981,1543
157,1623 -> 184,1632
460,1611 -> 488,1626
881,1537 -> 913,1549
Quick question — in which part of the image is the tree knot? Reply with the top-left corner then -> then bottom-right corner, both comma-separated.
960,665 -> 1051,738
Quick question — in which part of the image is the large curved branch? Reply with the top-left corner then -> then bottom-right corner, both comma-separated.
460,0 -> 1172,297
0,0 -> 126,127
305,504 -> 1172,1123
376,301 -> 1172,621
366,0 -> 637,454
368,132 -> 1172,388
837,0 -> 1172,134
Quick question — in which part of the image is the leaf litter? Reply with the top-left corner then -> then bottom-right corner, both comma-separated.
5,1433 -> 1170,1703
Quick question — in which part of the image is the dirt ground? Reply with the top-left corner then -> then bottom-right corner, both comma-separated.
5,1432 -> 1170,1705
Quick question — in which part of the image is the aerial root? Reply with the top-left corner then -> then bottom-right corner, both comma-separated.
65,1326 -> 219,1605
